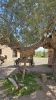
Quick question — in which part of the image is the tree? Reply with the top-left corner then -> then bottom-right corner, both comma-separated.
0,0 -> 56,47
0,0 -> 56,84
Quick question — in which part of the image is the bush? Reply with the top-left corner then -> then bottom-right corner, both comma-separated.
35,51 -> 48,58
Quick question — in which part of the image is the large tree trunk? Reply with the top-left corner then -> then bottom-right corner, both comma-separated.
52,49 -> 56,76
48,49 -> 54,67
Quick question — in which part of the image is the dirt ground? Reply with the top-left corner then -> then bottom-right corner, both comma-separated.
0,57 -> 48,67
33,57 -> 48,65
0,57 -> 56,100
18,79 -> 56,100
0,57 -> 52,79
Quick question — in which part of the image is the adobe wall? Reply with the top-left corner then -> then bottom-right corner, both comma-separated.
0,44 -> 20,65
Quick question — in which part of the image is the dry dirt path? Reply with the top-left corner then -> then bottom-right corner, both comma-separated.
0,64 -> 52,79
0,58 -> 52,79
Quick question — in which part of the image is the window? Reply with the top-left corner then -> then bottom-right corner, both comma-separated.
0,49 -> 2,55
13,50 -> 17,57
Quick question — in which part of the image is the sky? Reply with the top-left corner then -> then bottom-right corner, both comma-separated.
0,0 -> 49,48
35,47 -> 48,52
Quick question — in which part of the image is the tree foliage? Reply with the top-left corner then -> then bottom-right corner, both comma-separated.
0,0 -> 56,47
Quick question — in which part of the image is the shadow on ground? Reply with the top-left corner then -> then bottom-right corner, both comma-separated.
0,64 -> 53,79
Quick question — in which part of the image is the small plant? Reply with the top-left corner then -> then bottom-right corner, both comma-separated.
3,73 -> 42,97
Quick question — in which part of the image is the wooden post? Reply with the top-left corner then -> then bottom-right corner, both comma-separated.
30,55 -> 33,66
22,58 -> 26,81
